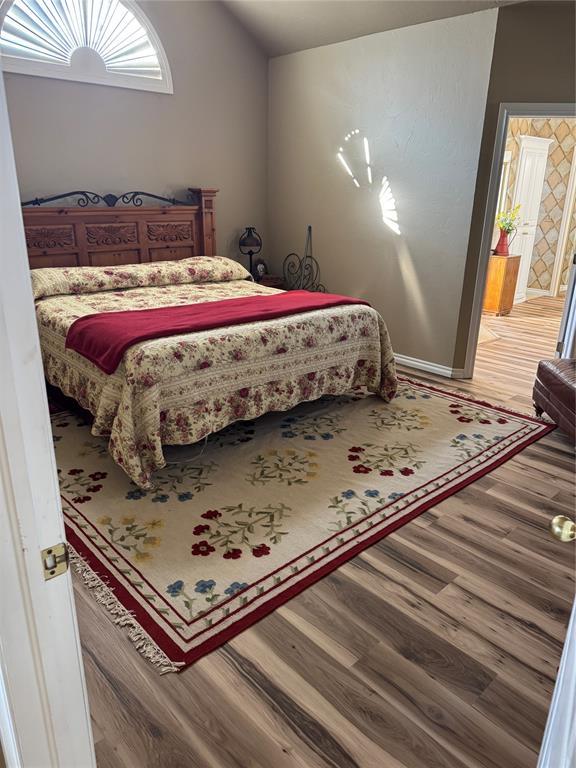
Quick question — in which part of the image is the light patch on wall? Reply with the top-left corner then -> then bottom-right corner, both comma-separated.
336,129 -> 400,235
379,176 -> 400,235
338,129 -> 371,188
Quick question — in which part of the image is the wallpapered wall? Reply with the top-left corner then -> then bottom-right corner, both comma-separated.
505,117 -> 576,292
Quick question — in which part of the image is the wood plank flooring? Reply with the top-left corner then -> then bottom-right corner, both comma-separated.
74,296 -> 575,768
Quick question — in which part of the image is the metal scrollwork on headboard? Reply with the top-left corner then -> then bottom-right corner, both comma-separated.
22,189 -> 200,208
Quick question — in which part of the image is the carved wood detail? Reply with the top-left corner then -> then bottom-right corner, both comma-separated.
23,190 -> 218,269
86,224 -> 138,246
147,223 -> 192,242
25,226 -> 75,250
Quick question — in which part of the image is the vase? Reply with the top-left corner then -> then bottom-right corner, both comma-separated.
494,229 -> 509,255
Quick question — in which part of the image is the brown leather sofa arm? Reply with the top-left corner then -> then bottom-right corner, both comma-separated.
533,359 -> 576,442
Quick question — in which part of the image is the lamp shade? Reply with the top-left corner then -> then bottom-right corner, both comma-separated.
239,226 -> 262,255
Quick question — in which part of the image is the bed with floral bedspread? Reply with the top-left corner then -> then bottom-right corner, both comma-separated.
32,257 -> 397,488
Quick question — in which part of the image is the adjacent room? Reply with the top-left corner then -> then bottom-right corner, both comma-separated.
476,114 -> 576,401
0,2 -> 574,768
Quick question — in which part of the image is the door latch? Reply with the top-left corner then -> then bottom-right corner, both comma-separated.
41,542 -> 69,580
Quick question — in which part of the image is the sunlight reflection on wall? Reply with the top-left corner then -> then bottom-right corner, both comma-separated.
336,130 -> 400,235
335,130 -> 434,347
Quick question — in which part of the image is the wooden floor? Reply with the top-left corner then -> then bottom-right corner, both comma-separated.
475,295 -> 565,411
75,296 -> 575,768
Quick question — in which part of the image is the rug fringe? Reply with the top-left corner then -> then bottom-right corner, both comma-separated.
69,547 -> 183,674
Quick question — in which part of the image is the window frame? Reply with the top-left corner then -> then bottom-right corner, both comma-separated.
0,0 -> 173,94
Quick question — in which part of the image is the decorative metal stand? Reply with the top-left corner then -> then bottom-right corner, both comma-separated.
22,189 -> 199,208
283,225 -> 326,292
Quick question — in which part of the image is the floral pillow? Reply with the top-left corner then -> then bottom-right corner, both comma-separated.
31,256 -> 251,300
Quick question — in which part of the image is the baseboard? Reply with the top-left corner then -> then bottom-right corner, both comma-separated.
395,354 -> 467,380
526,288 -> 550,298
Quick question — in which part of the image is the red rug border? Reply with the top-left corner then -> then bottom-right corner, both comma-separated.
65,410 -> 554,669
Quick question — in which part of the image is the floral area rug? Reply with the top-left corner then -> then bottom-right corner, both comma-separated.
53,377 -> 553,672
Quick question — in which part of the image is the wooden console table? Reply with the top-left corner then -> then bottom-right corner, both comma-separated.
482,253 -> 521,316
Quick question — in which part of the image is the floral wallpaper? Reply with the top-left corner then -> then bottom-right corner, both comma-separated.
504,117 -> 576,293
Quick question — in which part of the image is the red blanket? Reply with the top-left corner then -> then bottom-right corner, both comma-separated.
65,290 -> 370,374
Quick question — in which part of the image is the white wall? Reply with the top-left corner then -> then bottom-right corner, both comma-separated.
268,10 -> 498,369
3,1 -> 268,260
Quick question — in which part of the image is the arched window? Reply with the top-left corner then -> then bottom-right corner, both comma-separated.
0,0 -> 172,93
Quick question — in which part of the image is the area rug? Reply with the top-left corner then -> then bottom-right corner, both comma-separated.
53,377 -> 553,672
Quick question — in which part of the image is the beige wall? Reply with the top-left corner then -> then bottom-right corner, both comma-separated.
3,1 -> 268,261
268,10 -> 498,369
453,1 -> 576,368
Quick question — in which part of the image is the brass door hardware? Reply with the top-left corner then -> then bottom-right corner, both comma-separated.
41,542 -> 69,580
549,516 -> 576,543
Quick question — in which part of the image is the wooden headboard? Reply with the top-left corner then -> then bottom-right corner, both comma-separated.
22,188 -> 218,269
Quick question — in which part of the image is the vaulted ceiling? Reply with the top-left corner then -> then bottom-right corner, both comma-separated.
224,0 -> 516,57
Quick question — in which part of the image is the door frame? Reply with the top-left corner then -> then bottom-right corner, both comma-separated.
462,102 -> 576,379
0,66 -> 96,766
538,598 -> 576,768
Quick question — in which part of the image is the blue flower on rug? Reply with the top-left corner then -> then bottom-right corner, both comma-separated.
178,492 -> 193,502
281,430 -> 297,438
225,582 -> 249,596
388,492 -> 405,501
364,489 -> 380,498
304,435 -> 316,440
166,580 -> 184,597
195,579 -> 216,594
126,488 -> 147,500
152,493 -> 169,503
341,489 -> 356,499
457,434 -> 468,440
320,433 -> 334,440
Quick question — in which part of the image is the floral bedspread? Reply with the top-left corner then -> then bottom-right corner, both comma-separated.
36,274 -> 397,488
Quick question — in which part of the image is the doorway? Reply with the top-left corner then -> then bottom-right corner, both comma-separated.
470,107 -> 576,403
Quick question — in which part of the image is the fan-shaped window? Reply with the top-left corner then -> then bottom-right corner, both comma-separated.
0,0 -> 172,93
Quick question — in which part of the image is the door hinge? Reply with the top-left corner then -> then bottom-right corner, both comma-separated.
556,340 -> 564,354
573,252 -> 576,265
41,542 -> 69,580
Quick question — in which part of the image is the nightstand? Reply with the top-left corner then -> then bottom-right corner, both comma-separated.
258,275 -> 286,290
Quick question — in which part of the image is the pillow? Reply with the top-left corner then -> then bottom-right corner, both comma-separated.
31,256 -> 251,300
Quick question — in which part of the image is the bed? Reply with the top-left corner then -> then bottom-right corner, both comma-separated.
25,190 -> 397,488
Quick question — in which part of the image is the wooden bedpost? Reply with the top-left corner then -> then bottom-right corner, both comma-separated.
196,188 -> 218,256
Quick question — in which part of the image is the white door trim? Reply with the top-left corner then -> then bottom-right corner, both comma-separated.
461,103 -> 576,379
0,63 -> 96,767
538,598 -> 576,768
511,134 -> 554,304
550,151 -> 576,297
